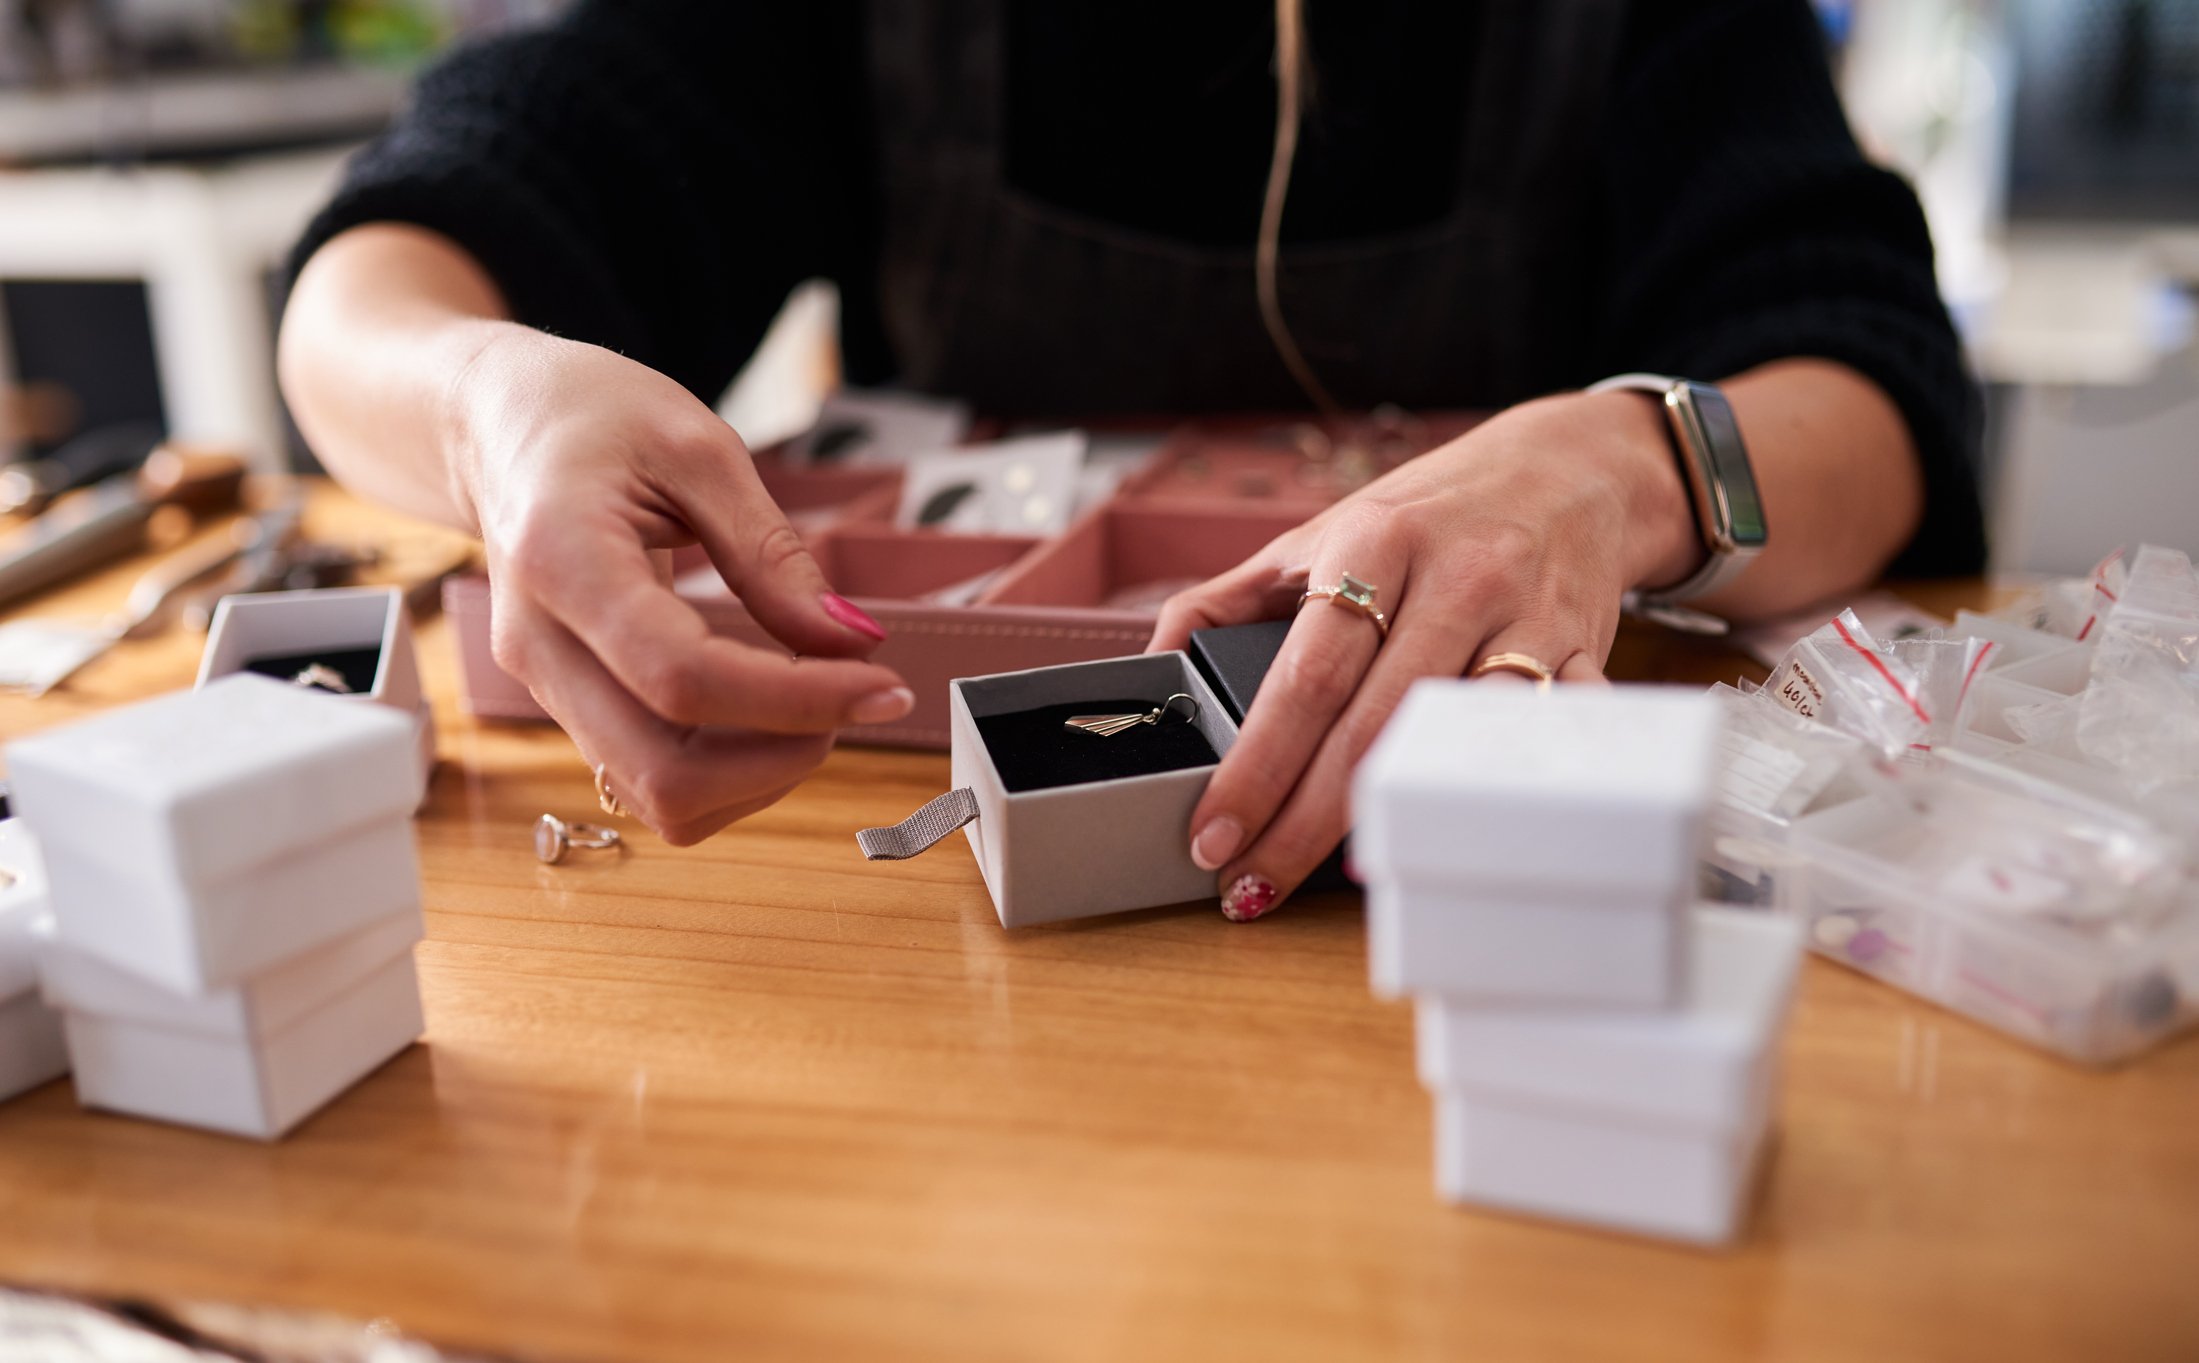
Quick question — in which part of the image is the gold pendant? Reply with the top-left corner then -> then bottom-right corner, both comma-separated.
1063,692 -> 1201,737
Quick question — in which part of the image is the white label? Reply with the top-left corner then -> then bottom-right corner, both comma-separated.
1769,657 -> 1825,721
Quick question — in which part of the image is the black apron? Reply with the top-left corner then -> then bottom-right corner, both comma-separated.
862,1 -> 1627,416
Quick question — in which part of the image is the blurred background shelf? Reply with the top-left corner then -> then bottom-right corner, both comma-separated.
0,64 -> 406,166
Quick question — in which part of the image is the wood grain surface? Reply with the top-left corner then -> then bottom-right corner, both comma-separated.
0,485 -> 2193,1363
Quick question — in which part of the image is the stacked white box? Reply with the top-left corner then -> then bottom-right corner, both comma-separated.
1417,907 -> 1803,1244
1356,683 -> 1722,1006
1354,681 -> 1804,1245
38,911 -> 423,1140
0,820 -> 68,1102
4,674 -> 427,1138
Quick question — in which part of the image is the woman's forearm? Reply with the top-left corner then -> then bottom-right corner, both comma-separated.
1704,358 -> 1928,620
1607,356 -> 1929,624
278,223 -> 517,532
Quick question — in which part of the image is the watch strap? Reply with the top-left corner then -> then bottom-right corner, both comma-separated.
1586,372 -> 1759,610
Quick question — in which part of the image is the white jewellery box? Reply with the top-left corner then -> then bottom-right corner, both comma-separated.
1353,682 -> 1723,1004
4,674 -> 423,993
42,907 -> 425,1140
859,652 -> 1239,927
1417,906 -> 1805,1246
197,585 -> 437,804
1366,877 -> 1684,1008
0,821 -> 67,1102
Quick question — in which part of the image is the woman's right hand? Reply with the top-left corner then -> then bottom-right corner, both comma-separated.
448,324 -> 913,845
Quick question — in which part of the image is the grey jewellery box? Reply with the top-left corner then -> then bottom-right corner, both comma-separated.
859,652 -> 1240,927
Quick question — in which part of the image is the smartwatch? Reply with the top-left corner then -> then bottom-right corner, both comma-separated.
1588,373 -> 1767,611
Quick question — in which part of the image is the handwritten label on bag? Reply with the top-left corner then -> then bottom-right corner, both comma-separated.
1770,656 -> 1825,720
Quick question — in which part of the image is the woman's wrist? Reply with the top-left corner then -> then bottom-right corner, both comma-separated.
1565,389 -> 1701,592
431,318 -> 535,535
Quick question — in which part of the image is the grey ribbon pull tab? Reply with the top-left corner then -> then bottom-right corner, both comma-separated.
857,787 -> 980,861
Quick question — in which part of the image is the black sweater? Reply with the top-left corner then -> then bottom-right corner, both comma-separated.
295,0 -> 1986,575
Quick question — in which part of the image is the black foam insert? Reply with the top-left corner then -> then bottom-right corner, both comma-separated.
975,697 -> 1219,793
238,646 -> 385,696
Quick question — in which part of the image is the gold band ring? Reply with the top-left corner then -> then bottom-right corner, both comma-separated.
594,762 -> 627,819
1298,571 -> 1390,641
1470,651 -> 1556,690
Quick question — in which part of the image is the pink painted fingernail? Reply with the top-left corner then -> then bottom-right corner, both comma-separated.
1190,816 -> 1243,871
1221,873 -> 1278,922
850,686 -> 915,725
822,592 -> 887,641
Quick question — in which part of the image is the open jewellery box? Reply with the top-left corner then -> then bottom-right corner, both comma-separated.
445,413 -> 1480,748
853,618 -> 1347,928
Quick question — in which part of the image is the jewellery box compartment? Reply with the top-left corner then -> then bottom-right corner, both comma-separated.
927,651 -> 1238,928
977,503 -> 1309,613
1116,412 -> 1482,514
809,525 -> 1043,603
753,454 -> 902,541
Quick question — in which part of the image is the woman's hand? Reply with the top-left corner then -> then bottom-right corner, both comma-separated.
450,324 -> 915,845
1148,390 -> 1701,920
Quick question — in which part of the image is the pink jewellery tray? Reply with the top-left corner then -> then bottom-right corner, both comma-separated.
445,412 -> 1482,748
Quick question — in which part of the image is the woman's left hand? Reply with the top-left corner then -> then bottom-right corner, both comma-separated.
1148,389 -> 1702,921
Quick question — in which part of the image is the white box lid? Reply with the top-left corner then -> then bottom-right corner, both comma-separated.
1415,906 -> 1804,1131
0,820 -> 48,1000
1354,682 -> 1722,892
4,673 -> 418,887
38,905 -> 423,1039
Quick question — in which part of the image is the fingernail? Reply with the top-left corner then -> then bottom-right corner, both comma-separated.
850,686 -> 915,725
1220,873 -> 1278,922
1190,816 -> 1243,871
822,592 -> 887,641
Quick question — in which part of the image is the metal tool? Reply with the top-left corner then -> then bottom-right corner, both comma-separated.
0,422 -> 164,517
0,498 -> 295,696
0,445 -> 246,610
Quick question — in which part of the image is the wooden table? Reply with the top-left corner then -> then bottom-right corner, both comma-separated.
1,486 -> 2194,1363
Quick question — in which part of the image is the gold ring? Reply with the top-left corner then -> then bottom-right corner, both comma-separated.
1471,652 -> 1556,690
1298,570 -> 1390,641
594,762 -> 627,819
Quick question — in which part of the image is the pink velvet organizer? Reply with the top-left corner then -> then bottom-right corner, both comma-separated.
445,414 -> 1481,748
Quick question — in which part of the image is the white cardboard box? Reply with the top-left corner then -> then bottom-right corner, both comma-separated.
53,909 -> 426,1140
1355,681 -> 1722,892
1418,906 -> 1805,1245
948,652 -> 1239,927
0,821 -> 67,1101
1367,876 -> 1683,1006
39,905 -> 423,1034
197,586 -> 437,803
4,674 -> 421,992
1354,683 -> 1721,1003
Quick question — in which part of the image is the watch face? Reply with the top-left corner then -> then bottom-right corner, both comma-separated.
1683,384 -> 1767,550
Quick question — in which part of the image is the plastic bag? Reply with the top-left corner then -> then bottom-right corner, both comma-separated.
2077,545 -> 2199,794
1708,682 -> 1867,819
1885,634 -> 1998,754
1764,609 -> 1932,756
